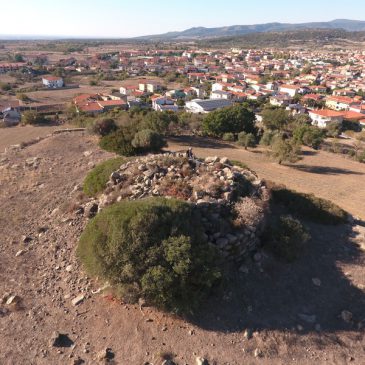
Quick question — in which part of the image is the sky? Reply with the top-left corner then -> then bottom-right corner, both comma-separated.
1,0 -> 365,38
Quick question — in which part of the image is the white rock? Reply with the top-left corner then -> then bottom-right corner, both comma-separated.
72,294 -> 85,306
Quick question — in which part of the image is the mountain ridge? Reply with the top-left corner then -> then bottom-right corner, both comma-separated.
135,19 -> 365,40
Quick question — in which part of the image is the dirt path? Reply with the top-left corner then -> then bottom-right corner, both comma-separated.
0,133 -> 364,365
167,136 -> 365,220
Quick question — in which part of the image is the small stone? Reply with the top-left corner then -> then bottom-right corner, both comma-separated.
49,332 -> 74,348
65,265 -> 73,272
83,151 -> 92,157
312,278 -> 321,286
196,357 -> 209,365
96,348 -> 114,361
72,294 -> 85,306
239,265 -> 249,274
341,310 -> 353,323
254,348 -> 263,358
297,324 -> 304,331
6,295 -> 20,305
243,328 -> 253,340
315,324 -> 322,332
253,252 -> 262,262
22,235 -> 32,244
298,313 -> 316,323
15,249 -> 26,257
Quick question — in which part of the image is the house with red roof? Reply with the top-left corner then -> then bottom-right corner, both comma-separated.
42,76 -> 64,88
308,109 -> 344,128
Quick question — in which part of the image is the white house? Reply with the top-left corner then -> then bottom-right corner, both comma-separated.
210,90 -> 232,100
278,84 -> 300,97
308,109 -> 343,128
42,76 -> 64,88
185,99 -> 232,113
152,97 -> 178,112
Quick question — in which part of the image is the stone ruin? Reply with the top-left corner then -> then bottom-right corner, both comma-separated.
83,153 -> 271,262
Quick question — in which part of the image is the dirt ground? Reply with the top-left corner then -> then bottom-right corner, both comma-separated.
167,136 -> 365,220
0,132 -> 364,365
0,125 -> 69,153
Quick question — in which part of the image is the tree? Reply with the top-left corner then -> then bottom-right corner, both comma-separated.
293,125 -> 325,149
91,118 -> 117,136
237,132 -> 256,149
293,113 -> 312,126
326,121 -> 341,137
14,54 -> 24,62
262,108 -> 292,131
202,105 -> 256,138
132,129 -> 167,152
271,137 -> 301,164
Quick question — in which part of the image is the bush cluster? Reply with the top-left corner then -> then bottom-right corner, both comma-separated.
264,215 -> 310,262
77,198 -> 221,313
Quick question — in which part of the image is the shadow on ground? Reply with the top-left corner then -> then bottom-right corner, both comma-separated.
168,135 -> 237,150
290,164 -> 364,175
188,221 -> 365,335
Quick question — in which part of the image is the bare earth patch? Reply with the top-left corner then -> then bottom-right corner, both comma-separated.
0,133 -> 364,364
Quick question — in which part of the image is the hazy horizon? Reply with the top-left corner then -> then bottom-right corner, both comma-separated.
1,0 -> 365,39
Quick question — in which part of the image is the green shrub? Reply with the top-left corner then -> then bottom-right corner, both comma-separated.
90,118 -> 117,136
264,215 -> 310,262
222,132 -> 235,141
83,157 -> 126,196
260,130 -> 277,146
271,185 -> 348,224
99,128 -> 136,156
77,198 -> 221,313
131,129 -> 167,152
237,132 -> 256,149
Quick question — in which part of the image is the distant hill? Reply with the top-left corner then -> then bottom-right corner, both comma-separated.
197,28 -> 365,48
136,19 -> 365,40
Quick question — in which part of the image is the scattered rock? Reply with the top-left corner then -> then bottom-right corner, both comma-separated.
341,310 -> 353,323
72,294 -> 85,306
96,348 -> 114,361
243,328 -> 253,340
5,295 -> 21,305
196,357 -> 209,365
50,332 -> 74,348
254,348 -> 263,358
15,249 -> 26,257
298,313 -> 316,324
21,235 -> 32,244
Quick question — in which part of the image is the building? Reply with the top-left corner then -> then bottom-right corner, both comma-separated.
325,96 -> 353,111
308,109 -> 343,128
185,99 -> 233,113
139,81 -> 162,93
152,97 -> 178,112
42,76 -> 64,88
278,84 -> 301,97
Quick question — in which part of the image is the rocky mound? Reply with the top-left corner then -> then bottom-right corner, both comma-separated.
84,153 -> 270,261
